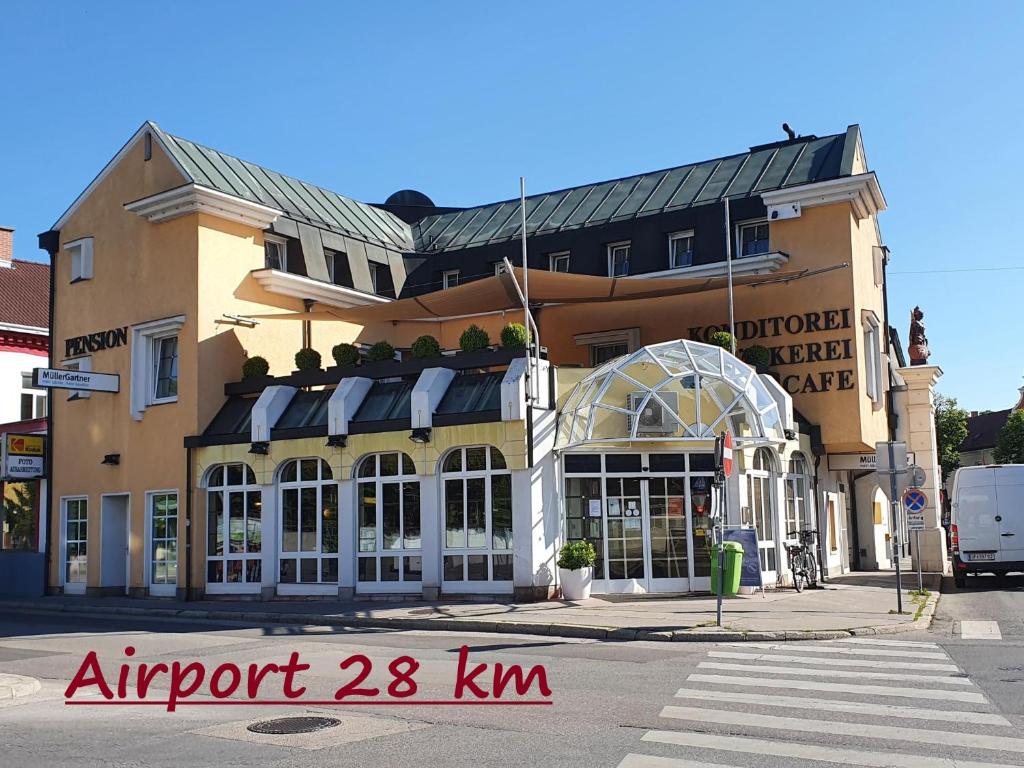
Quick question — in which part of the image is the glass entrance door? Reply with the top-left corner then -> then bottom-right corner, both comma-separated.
603,476 -> 647,592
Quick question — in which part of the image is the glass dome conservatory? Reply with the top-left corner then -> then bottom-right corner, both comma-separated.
556,339 -> 789,448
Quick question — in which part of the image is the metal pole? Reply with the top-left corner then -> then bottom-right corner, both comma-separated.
916,529 -> 923,593
723,197 -> 736,354
716,481 -> 724,626
887,441 -> 903,614
519,177 -> 534,402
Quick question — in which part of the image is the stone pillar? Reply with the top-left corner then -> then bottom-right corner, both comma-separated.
337,478 -> 356,599
417,473 -> 441,601
896,365 -> 948,573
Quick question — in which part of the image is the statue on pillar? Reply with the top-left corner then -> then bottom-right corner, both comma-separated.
908,306 -> 930,366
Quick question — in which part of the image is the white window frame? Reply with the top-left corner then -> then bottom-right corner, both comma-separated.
607,241 -> 631,277
130,315 -> 185,420
668,231 -> 695,269
355,452 -> 422,593
278,458 -> 339,595
264,234 -> 287,272
145,490 -> 179,597
20,372 -> 47,418
62,356 -> 92,400
442,270 -> 460,290
151,333 -> 179,406
549,251 -> 570,272
205,463 -> 263,594
862,310 -> 883,406
368,261 -> 380,294
61,496 -> 88,594
737,220 -> 770,258
575,327 -> 641,366
440,446 -> 513,594
324,247 -> 336,283
65,237 -> 94,283
494,261 -> 509,276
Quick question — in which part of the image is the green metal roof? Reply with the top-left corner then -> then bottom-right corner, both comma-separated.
413,128 -> 859,253
150,123 -> 413,251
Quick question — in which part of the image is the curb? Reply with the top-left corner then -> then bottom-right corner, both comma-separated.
0,674 -> 41,700
0,595 -> 940,643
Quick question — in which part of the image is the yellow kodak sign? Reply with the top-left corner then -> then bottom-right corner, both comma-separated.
6,434 -> 45,456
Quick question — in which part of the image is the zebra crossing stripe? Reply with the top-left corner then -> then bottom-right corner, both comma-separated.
672,688 -> 1010,725
723,642 -> 949,660
708,650 -> 959,672
617,756 -> 730,768
960,621 -> 1003,640
836,638 -> 940,649
697,661 -> 973,685
659,704 -> 1024,754
640,730 -> 1021,768
687,673 -> 987,702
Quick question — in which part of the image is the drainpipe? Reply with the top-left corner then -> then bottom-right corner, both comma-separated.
812,452 -> 827,584
38,230 -> 60,595
184,444 -> 193,601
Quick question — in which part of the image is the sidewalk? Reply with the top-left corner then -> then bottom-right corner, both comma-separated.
0,571 -> 940,643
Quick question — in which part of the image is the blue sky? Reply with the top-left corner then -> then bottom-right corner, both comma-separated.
1,1 -> 1021,410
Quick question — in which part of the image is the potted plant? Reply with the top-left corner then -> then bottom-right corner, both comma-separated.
411,334 -> 441,359
294,347 -> 322,371
459,324 -> 491,353
741,344 -> 771,373
332,342 -> 360,368
708,330 -> 735,353
366,340 -> 397,363
500,322 -> 528,350
557,540 -> 597,600
241,356 -> 270,380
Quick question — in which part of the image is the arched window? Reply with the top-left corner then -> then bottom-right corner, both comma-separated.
278,458 -> 337,584
206,463 -> 262,586
441,446 -> 512,589
744,448 -> 777,574
784,452 -> 811,539
355,452 -> 421,589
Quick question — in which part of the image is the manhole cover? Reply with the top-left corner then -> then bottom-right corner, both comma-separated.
247,717 -> 341,735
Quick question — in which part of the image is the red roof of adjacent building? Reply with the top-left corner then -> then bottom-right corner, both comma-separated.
0,259 -> 49,330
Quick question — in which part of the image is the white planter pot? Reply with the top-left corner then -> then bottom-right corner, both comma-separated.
559,566 -> 593,600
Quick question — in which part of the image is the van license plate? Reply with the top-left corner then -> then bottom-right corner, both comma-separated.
967,552 -> 995,561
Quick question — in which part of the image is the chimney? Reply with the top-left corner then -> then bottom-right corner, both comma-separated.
0,227 -> 12,268
970,411 -> 979,417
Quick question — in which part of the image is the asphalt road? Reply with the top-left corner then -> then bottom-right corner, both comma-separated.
0,579 -> 1022,768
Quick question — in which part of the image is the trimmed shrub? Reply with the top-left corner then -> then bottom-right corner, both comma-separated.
367,341 -> 396,363
332,343 -> 360,368
241,356 -> 269,380
557,540 -> 597,571
500,322 -> 528,349
708,330 -> 735,352
294,347 -> 322,371
741,344 -> 771,369
411,334 -> 441,359
459,324 -> 491,353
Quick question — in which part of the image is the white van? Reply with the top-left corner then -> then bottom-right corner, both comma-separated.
950,464 -> 1024,587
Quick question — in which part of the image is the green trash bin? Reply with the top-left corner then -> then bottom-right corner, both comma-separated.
710,541 -> 744,596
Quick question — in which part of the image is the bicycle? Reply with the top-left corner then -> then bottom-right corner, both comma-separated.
785,529 -> 819,592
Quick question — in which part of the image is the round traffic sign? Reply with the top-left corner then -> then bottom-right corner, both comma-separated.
722,432 -> 734,478
903,487 -> 927,512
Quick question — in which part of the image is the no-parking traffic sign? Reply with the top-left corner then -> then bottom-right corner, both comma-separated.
903,487 -> 927,531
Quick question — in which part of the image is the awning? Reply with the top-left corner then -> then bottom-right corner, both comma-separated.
248,266 -> 818,324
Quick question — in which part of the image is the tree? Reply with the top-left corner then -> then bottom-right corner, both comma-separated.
934,394 -> 968,482
994,409 -> 1024,464
3,482 -> 37,550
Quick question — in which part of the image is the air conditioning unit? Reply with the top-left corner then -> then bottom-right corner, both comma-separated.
627,391 -> 678,435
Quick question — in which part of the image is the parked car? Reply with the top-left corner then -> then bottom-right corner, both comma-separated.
950,464 -> 1024,588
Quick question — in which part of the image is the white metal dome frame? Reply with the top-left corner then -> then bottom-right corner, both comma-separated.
556,339 -> 787,449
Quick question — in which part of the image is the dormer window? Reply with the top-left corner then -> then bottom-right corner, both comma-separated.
368,262 -> 379,294
668,232 -> 694,269
549,252 -> 570,272
442,270 -> 459,290
264,235 -> 287,271
608,242 -> 630,277
739,221 -> 770,257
